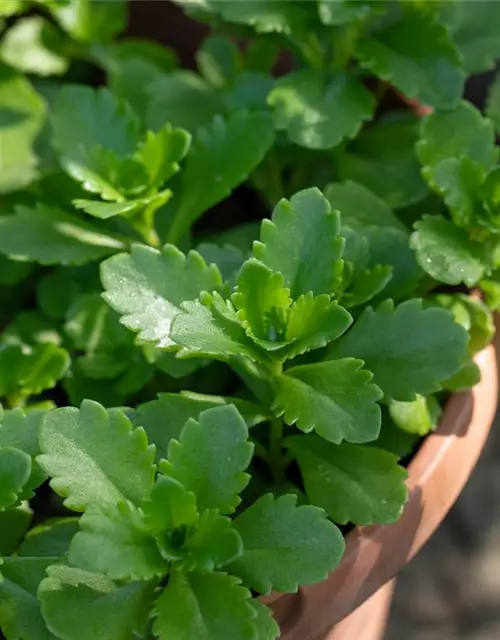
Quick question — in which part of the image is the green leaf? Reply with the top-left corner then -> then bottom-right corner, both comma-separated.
0,409 -> 47,494
101,244 -> 222,349
48,0 -> 126,44
324,180 -> 405,231
196,243 -> 246,286
410,215 -> 487,286
68,502 -> 165,581
141,475 -> 198,534
152,570 -> 256,640
417,101 -> 498,187
38,400 -> 156,511
328,299 -> 468,401
146,71 -> 224,133
0,556 -> 58,640
179,511 -> 243,572
18,518 -> 79,558
196,35 -> 242,88
447,1 -> 500,73
318,0 -> 382,25
486,72 -> 500,134
0,1 -> 23,17
249,601 -> 279,640
73,192 -> 170,221
338,115 -> 428,209
171,292 -> 262,361
135,123 -> 191,192
273,359 -> 382,444
342,265 -> 392,309
0,17 -> 69,77
0,204 -> 125,265
388,394 -> 441,436
355,8 -> 463,109
268,70 -> 374,150
168,111 -> 275,243
3,311 -> 61,347
0,447 -> 31,509
39,565 -> 155,640
229,493 -> 344,594
161,404 -> 253,515
443,359 -> 481,392
0,63 -> 46,193
0,506 -> 32,555
254,188 -> 344,298
133,392 -> 268,463
287,435 -> 408,525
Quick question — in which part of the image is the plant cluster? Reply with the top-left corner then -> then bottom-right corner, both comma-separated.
0,1 -> 500,639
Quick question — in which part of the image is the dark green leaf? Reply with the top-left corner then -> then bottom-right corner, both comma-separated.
229,494 -> 344,594
18,518 -> 79,558
0,505 -> 32,555
486,72 -> 500,134
196,35 -> 242,88
0,447 -> 31,509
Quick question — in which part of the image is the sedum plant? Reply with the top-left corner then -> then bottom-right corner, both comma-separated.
0,0 -> 499,638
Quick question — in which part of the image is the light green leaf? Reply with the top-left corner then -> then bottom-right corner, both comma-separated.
388,394 -> 441,436
250,601 -> 279,640
73,192 -> 170,220
443,359 -> 481,392
146,71 -> 224,133
171,292 -> 262,361
229,494 -> 344,594
38,400 -> 156,511
287,435 -> 408,525
48,0 -> 126,44
18,518 -> 79,558
0,556 -> 58,640
179,511 -> 243,572
68,502 -> 165,581
0,1 -> 23,17
338,115 -> 428,208
152,570 -> 256,640
410,215 -> 487,286
133,392 -> 268,463
168,111 -> 275,243
101,244 -> 222,349
135,123 -> 191,191
268,70 -> 374,150
254,187 -> 344,298
0,506 -> 32,555
0,63 -> 46,193
355,8 -> 463,109
39,565 -> 155,640
447,1 -> 500,73
318,0 -> 382,25
141,475 -> 198,534
0,17 -> 69,76
196,35 -> 242,88
273,359 -> 382,444
324,180 -> 405,231
328,299 -> 468,401
417,101 -> 498,188
0,204 -> 125,265
161,404 -> 253,515
0,447 -> 31,509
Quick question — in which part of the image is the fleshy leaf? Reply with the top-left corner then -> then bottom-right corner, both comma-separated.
196,243 -> 246,287
324,180 -> 405,230
101,244 -> 222,349
0,447 -> 31,510
341,265 -> 392,309
133,392 -> 268,463
18,518 -> 80,558
443,359 -> 481,392
68,502 -> 165,581
250,601 -> 279,640
141,475 -> 198,534
318,0 -> 382,25
338,115 -> 428,209
254,187 -> 344,298
229,494 -> 344,594
152,570 -> 256,640
388,394 -> 441,436
168,111 -> 275,243
0,506 -> 32,555
38,400 -> 156,511
328,299 -> 468,401
0,63 -> 46,193
268,70 -> 374,150
161,404 -> 254,514
39,565 -> 155,640
410,215 -> 487,286
48,0 -> 127,44
0,556 -> 58,640
0,204 -> 125,265
355,8 -> 463,109
273,359 -> 382,444
287,435 -> 408,525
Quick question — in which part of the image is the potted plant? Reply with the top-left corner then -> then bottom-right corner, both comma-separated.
0,1 -> 500,639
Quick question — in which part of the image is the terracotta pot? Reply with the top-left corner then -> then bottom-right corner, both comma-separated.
264,342 -> 498,639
